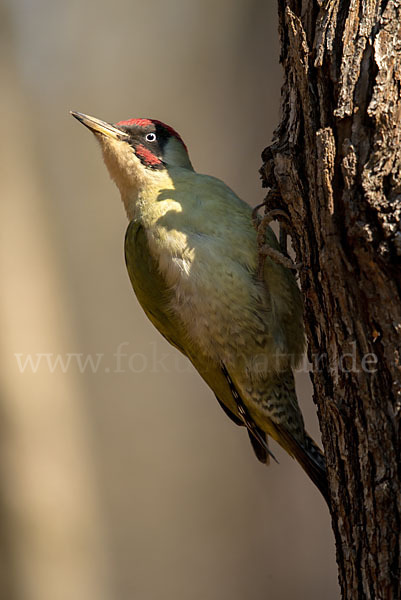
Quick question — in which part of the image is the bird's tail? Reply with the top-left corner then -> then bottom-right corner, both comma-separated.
221,364 -> 329,504
273,422 -> 329,505
297,433 -> 329,505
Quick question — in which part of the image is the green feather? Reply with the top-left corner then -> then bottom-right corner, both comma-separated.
125,217 -> 302,457
124,217 -> 249,426
124,209 -> 327,501
125,219 -> 186,354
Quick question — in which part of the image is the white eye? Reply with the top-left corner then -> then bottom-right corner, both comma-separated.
146,133 -> 156,142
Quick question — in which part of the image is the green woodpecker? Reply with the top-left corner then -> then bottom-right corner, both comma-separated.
71,111 -> 328,502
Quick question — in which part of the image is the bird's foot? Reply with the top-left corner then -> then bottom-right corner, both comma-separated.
259,245 -> 303,271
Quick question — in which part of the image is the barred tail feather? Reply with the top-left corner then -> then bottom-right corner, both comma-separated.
274,423 -> 329,505
298,433 -> 329,505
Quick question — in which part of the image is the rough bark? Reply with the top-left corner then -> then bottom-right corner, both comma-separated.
260,1 -> 401,598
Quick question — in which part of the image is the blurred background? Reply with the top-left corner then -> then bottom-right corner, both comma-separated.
0,1 -> 339,598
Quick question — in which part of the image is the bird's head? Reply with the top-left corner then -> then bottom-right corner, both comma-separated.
71,111 -> 193,201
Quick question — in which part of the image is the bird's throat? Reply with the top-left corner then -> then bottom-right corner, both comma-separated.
121,170 -> 177,223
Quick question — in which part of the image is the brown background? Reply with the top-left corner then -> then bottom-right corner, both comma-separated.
0,1 -> 339,598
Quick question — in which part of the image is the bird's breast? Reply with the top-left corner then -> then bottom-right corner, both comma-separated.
146,221 -> 273,373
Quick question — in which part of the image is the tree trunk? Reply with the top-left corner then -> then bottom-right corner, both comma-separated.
260,2 -> 401,598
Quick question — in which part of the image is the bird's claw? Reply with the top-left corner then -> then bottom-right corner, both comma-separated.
259,245 -> 303,271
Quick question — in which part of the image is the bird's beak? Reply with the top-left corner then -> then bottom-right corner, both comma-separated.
70,111 -> 129,140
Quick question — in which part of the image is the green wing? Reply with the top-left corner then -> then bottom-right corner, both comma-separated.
124,219 -> 187,355
124,219 -> 300,468
124,221 -> 270,463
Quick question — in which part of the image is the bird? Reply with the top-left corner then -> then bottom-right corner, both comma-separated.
71,111 -> 328,503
